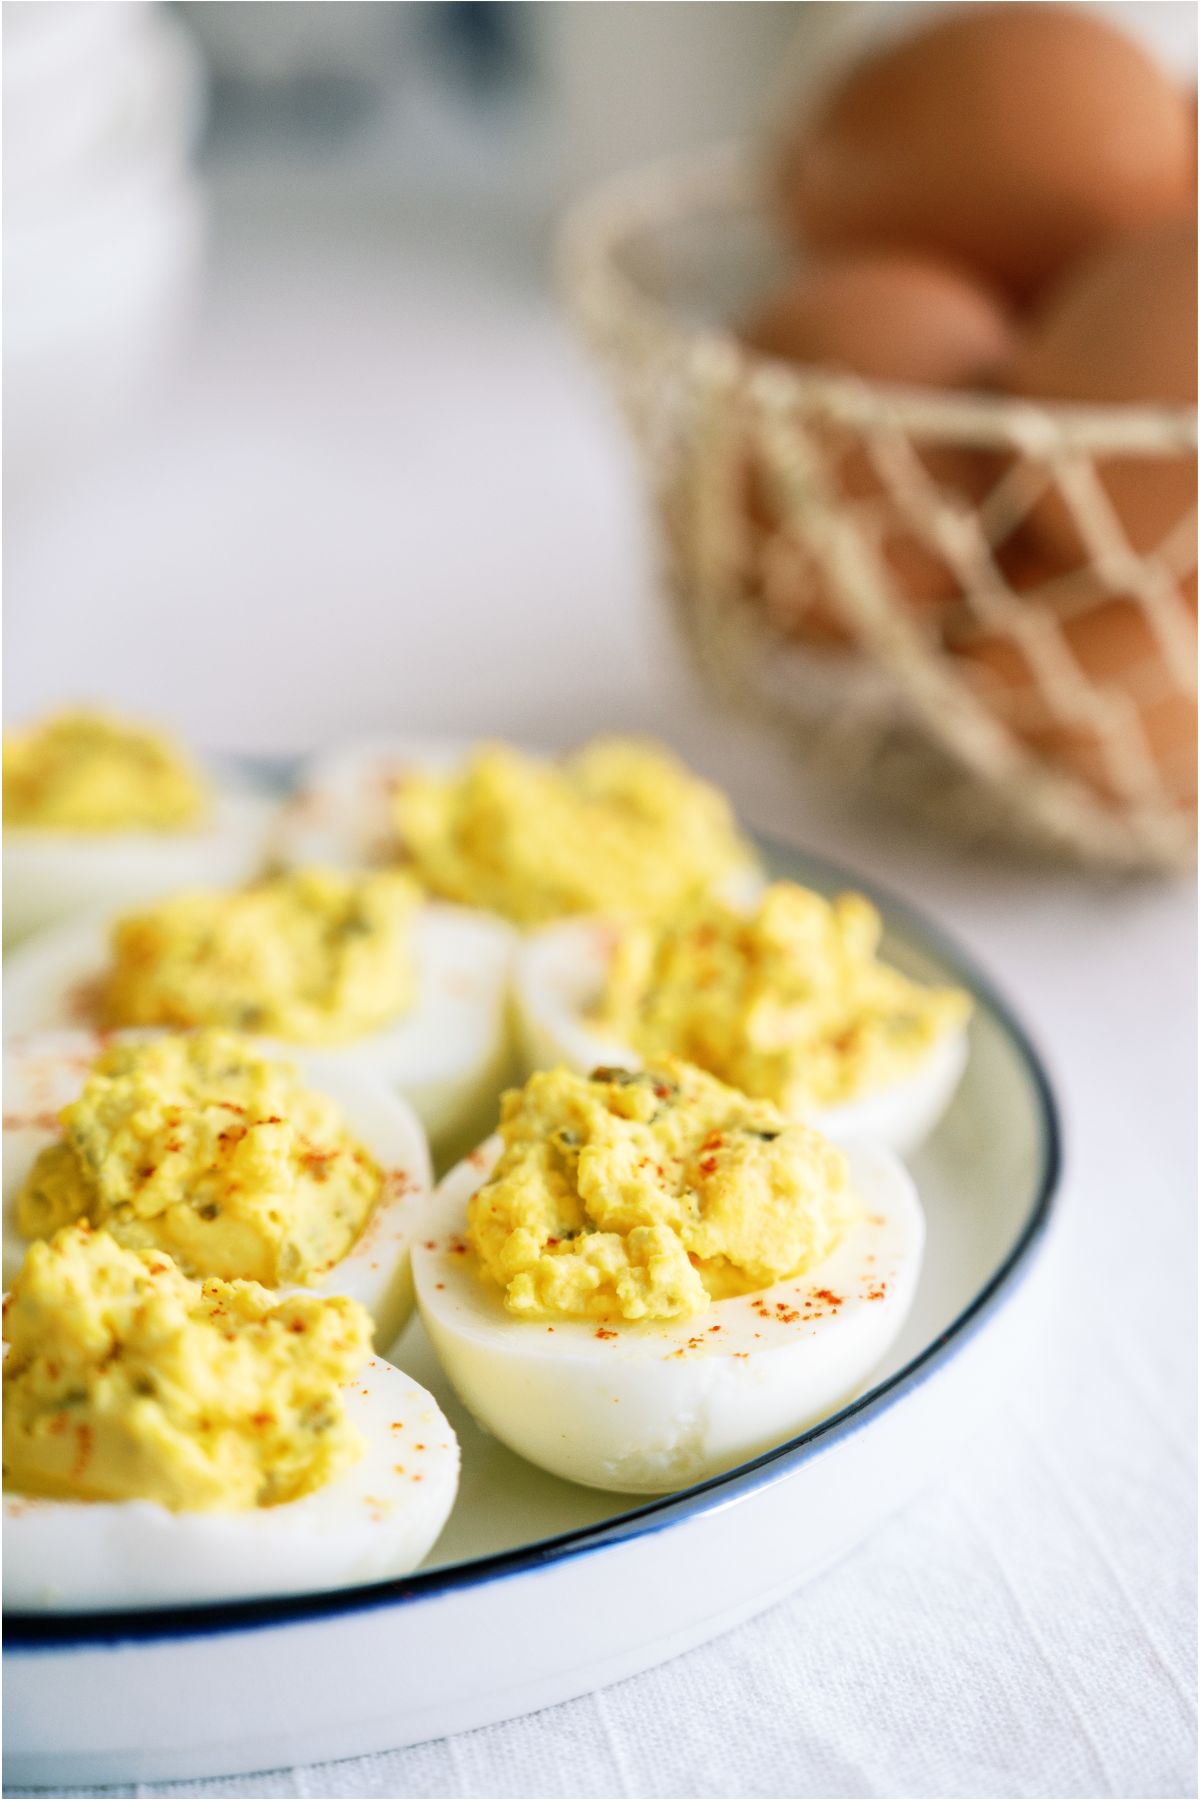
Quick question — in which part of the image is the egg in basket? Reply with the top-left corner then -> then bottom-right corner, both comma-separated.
558,3 -> 1197,872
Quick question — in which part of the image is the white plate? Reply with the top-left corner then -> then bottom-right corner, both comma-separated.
2,830 -> 1060,1789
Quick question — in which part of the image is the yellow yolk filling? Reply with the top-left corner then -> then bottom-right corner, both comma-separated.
103,868 -> 419,1043
467,1061 -> 852,1323
595,884 -> 971,1113
2,1224 -> 370,1510
15,1032 -> 382,1287
3,708 -> 207,831
392,737 -> 756,926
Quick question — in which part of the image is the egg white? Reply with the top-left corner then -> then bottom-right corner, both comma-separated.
1,902 -> 516,1159
2,1031 -> 433,1348
513,917 -> 969,1157
3,786 -> 277,948
413,1136 -> 924,1494
3,1357 -> 460,1612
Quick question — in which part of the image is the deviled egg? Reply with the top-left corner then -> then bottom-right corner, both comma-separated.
514,883 -> 971,1156
3,1225 -> 459,1611
276,734 -> 762,926
2,867 -> 515,1157
3,708 -> 274,946
414,1061 -> 924,1493
3,1029 -> 431,1347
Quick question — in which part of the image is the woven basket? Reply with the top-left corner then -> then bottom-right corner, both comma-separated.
558,145 -> 1198,872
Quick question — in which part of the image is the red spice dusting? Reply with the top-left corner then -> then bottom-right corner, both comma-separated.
423,1241 -> 436,1251
595,1327 -> 618,1341
288,1319 -> 308,1334
250,1412 -> 274,1429
865,1284 -> 888,1302
545,1237 -> 559,1249
71,1423 -> 93,1481
412,1474 -> 424,1482
139,1165 -> 157,1182
468,1147 -> 489,1169
708,1324 -> 722,1333
414,1443 -> 426,1452
49,1412 -> 68,1436
652,1082 -> 672,1099
699,1157 -> 718,1177
435,1282 -> 445,1291
450,1243 -> 469,1256
813,1288 -> 843,1309
390,1422 -> 404,1432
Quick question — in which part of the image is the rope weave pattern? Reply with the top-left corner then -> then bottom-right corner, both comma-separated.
559,147 -> 1198,870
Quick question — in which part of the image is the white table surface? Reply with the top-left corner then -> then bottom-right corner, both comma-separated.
5,173 -> 1196,1800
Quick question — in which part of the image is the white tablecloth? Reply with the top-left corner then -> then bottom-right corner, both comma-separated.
5,172 -> 1195,1800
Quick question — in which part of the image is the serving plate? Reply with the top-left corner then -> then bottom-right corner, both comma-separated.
2,831 -> 1060,1789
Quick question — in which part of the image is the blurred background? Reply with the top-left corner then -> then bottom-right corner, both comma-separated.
4,0 -> 1196,855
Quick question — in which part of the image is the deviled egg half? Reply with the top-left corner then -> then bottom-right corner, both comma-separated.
2,867 -> 515,1159
3,1224 -> 459,1611
4,1029 -> 431,1348
414,1060 -> 924,1494
276,734 -> 763,926
514,883 -> 971,1156
3,708 -> 274,946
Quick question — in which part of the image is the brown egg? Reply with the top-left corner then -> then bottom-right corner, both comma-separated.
740,251 -> 1015,388
949,585 -> 1197,810
737,252 -> 1014,643
774,4 -> 1193,303
1009,218 -> 1197,564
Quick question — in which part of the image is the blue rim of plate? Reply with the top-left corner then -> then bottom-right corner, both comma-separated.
4,826 -> 1063,1651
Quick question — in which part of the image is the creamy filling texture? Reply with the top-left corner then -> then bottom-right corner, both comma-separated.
392,738 -> 757,926
103,868 -> 419,1043
595,884 -> 971,1111
467,1060 -> 853,1323
16,1031 -> 383,1286
2,1224 -> 370,1510
3,709 -> 208,832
